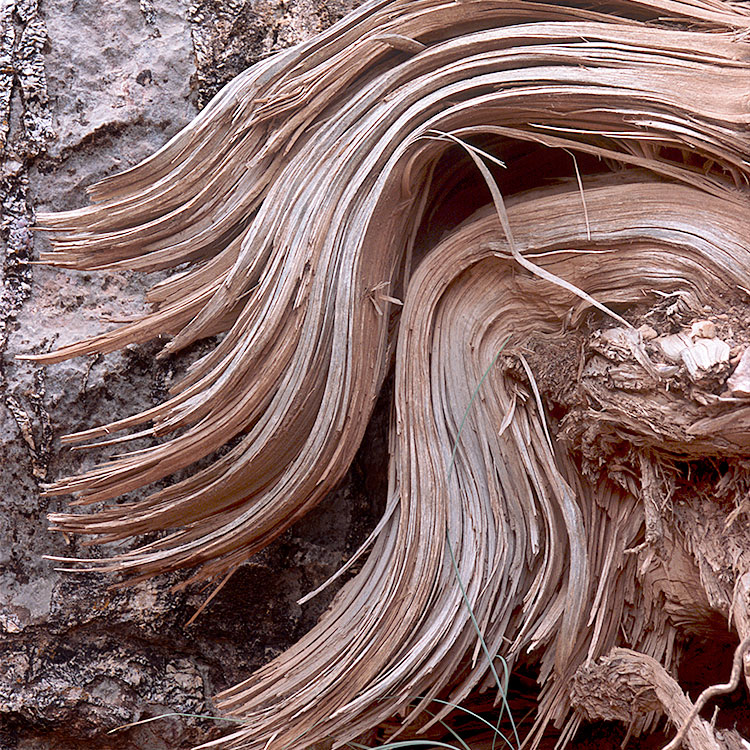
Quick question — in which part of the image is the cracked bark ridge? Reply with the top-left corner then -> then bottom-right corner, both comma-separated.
0,0 -> 50,357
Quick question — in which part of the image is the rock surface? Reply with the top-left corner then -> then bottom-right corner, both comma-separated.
0,2 -> 372,749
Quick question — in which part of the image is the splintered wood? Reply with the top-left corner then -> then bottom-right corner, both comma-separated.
30,1 -> 750,748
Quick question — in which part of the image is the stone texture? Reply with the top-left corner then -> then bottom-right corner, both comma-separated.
0,1 -> 375,749
188,0 -> 361,106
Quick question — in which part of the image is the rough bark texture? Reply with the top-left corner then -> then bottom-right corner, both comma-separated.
0,2 -> 373,749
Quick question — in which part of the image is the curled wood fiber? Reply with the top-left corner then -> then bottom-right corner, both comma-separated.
33,0 -> 750,747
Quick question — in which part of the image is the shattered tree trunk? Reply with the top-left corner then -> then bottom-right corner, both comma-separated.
4,1 -> 750,750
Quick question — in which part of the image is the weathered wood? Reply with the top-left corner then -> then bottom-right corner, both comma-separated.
30,1 -> 750,748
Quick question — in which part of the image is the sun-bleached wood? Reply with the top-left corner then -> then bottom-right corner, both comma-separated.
31,1 -> 750,747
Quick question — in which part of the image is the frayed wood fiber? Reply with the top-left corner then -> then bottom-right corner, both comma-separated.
31,1 -> 750,748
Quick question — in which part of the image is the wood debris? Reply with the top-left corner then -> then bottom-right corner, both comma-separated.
28,0 -> 750,748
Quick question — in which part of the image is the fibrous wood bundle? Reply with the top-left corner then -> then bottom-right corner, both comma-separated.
33,1 -> 750,748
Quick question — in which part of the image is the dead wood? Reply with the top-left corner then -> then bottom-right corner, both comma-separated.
27,0 -> 750,748
571,645 -> 749,750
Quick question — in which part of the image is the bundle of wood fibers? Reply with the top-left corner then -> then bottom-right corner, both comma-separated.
32,1 -> 750,748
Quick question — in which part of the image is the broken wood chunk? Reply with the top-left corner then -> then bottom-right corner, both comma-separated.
727,348 -> 750,397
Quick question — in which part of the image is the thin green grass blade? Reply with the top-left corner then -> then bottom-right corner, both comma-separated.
443,333 -> 520,750
107,711 -> 251,734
